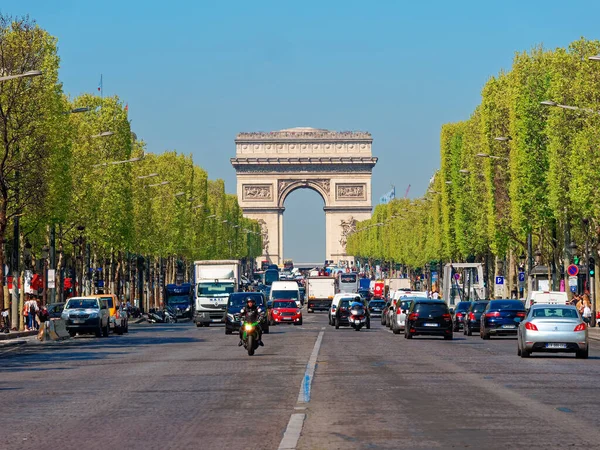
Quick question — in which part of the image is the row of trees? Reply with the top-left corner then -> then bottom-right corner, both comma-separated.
1,15 -> 262,323
348,38 -> 600,296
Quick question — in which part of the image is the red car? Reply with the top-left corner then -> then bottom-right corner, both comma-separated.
270,300 -> 303,326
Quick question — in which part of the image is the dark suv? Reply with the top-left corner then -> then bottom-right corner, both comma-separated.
404,300 -> 453,340
452,301 -> 472,332
463,301 -> 489,336
480,299 -> 526,339
225,292 -> 270,335
334,299 -> 352,329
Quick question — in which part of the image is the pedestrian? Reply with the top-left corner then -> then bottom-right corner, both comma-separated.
25,295 -> 38,331
1,307 -> 10,333
582,295 -> 592,324
432,290 -> 440,300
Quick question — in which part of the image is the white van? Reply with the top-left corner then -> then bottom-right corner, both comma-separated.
525,291 -> 569,310
270,281 -> 301,307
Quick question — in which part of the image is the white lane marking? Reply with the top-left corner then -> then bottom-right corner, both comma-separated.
297,329 -> 325,403
278,414 -> 306,450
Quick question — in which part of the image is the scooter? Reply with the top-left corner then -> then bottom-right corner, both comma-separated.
349,303 -> 370,331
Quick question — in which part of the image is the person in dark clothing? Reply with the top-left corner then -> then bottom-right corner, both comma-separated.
238,297 -> 264,347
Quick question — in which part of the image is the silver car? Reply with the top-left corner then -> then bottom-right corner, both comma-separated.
517,304 -> 588,359
390,298 -> 416,335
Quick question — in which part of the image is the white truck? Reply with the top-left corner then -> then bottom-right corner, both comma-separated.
388,278 -> 411,292
306,277 -> 337,313
193,260 -> 240,327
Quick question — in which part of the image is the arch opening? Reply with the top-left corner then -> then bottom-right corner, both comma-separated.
283,188 -> 325,263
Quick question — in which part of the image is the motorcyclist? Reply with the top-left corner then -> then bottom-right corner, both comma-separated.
238,297 -> 264,347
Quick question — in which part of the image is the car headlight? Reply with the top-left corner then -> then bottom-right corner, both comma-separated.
61,312 -> 68,320
185,306 -> 191,311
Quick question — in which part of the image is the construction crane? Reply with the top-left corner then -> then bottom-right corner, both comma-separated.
404,184 -> 411,198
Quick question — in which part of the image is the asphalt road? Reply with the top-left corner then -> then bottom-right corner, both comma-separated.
2,313 -> 600,450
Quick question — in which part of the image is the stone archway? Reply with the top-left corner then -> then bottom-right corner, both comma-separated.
231,127 -> 377,266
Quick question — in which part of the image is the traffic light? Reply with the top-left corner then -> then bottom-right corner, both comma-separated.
574,255 -> 580,265
589,257 -> 596,277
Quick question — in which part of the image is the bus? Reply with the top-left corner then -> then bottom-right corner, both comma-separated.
263,269 -> 279,286
339,272 -> 359,294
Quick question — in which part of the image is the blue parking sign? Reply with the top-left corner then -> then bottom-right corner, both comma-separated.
495,276 -> 504,285
518,272 -> 525,282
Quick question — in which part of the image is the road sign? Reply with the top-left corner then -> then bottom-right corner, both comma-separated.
567,264 -> 579,277
568,276 -> 578,287
518,272 -> 525,283
494,276 -> 504,297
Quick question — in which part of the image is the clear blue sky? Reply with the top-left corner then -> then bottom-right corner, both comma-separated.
5,0 -> 600,262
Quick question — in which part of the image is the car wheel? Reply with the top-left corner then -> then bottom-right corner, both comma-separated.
482,332 -> 490,340
117,326 -> 124,336
380,316 -> 385,325
335,318 -> 339,330
205,323 -> 210,327
68,330 -> 76,337
124,323 -> 129,333
196,322 -> 203,327
392,326 -> 401,335
102,322 -> 109,337
225,328 -> 232,335
463,325 -> 467,336
466,326 -> 472,337
95,326 -> 102,337
444,333 -> 453,340
366,319 -> 370,330
520,348 -> 530,358
576,347 -> 589,359
517,344 -> 522,356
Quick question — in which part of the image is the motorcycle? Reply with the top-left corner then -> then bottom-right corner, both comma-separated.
164,306 -> 178,323
240,319 -> 262,356
349,302 -> 370,331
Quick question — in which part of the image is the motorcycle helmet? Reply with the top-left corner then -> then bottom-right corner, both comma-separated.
246,297 -> 256,308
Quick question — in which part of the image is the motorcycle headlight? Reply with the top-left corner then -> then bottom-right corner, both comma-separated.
351,310 -> 359,315
244,324 -> 254,331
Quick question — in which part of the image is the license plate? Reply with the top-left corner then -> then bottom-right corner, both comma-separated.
73,319 -> 84,324
424,323 -> 439,327
546,343 -> 567,349
282,317 -> 292,320
502,325 -> 516,329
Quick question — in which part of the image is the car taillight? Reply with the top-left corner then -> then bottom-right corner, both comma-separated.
408,313 -> 418,321
524,322 -> 538,331
574,323 -> 587,332
442,313 -> 451,321
396,308 -> 403,315
468,312 -> 475,321
456,312 -> 463,318
485,311 -> 500,318
516,312 -> 526,318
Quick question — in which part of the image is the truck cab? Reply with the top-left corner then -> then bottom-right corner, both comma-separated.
193,260 -> 240,327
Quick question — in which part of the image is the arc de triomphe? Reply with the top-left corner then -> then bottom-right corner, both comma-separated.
231,127 -> 377,266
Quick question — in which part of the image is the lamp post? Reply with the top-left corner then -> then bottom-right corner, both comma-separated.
0,70 -> 42,82
41,246 -> 49,305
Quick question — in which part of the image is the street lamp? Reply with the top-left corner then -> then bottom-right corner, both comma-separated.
91,131 -> 115,138
147,181 -> 169,188
494,136 -> 512,142
0,70 -> 42,82
206,214 -> 216,219
476,153 -> 509,161
41,246 -> 50,305
137,173 -> 159,179
445,181 -> 452,185
93,157 -> 142,168
459,169 -> 470,174
540,100 -> 600,114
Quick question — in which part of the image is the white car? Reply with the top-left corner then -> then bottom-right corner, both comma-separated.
518,304 -> 588,359
389,297 -> 418,334
386,291 -> 428,328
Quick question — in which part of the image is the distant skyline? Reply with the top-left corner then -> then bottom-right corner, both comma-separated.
4,0 -> 600,261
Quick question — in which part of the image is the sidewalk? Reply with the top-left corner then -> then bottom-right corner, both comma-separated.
0,329 -> 37,341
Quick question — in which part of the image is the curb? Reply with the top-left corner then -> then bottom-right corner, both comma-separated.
0,330 -> 37,341
0,339 -> 27,349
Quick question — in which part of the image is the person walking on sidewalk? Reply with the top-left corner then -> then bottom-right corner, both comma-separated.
1,307 -> 10,333
25,295 -> 38,331
582,295 -> 592,325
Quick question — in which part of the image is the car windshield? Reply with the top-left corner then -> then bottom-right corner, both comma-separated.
415,303 -> 448,315
66,299 -> 98,309
339,300 -> 351,308
400,300 -> 412,310
274,301 -> 297,309
473,302 -> 489,312
489,300 -> 525,310
166,294 -> 190,305
340,274 -> 357,283
532,307 -> 579,318
228,294 -> 263,307
271,290 -> 298,300
198,283 -> 234,296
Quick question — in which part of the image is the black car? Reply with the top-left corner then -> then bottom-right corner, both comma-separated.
358,289 -> 372,301
480,299 -> 526,339
225,292 -> 270,335
463,301 -> 489,336
404,300 -> 453,340
368,299 -> 386,317
334,299 -> 352,329
452,301 -> 472,332
381,301 -> 391,325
